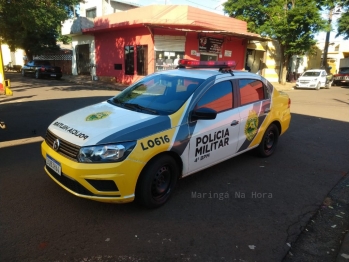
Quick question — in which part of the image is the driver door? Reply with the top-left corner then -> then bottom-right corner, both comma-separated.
187,80 -> 241,174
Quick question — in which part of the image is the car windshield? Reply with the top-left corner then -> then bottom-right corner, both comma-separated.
339,67 -> 349,74
109,74 -> 204,115
302,71 -> 320,77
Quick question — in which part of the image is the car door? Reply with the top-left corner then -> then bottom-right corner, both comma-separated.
187,80 -> 241,174
235,78 -> 272,153
320,71 -> 327,86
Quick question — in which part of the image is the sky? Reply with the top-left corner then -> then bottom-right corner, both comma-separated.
122,0 -> 226,15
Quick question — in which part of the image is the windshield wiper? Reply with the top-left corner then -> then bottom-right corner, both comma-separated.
123,103 -> 158,114
111,98 -> 158,114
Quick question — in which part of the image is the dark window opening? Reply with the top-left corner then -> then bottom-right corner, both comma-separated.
86,8 -> 96,19
125,46 -> 134,75
136,45 -> 148,76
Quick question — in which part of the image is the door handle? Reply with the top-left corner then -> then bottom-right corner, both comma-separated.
264,108 -> 271,113
231,120 -> 239,126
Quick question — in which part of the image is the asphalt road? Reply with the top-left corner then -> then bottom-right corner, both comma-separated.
0,73 -> 348,262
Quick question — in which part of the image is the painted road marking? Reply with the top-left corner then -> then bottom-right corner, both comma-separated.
0,136 -> 44,148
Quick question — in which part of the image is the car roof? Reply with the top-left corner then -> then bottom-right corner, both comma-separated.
304,69 -> 324,72
156,68 -> 261,80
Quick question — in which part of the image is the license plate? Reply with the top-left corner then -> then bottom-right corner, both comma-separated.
50,74 -> 56,77
46,154 -> 61,176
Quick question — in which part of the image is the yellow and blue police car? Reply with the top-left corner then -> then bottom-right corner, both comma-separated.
41,60 -> 291,208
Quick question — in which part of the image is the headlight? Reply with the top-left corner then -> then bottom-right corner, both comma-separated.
78,141 -> 136,163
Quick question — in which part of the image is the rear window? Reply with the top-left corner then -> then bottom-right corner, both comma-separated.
34,61 -> 51,66
339,68 -> 349,74
303,71 -> 320,77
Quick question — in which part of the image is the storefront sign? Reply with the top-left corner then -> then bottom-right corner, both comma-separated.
224,50 -> 232,57
199,37 -> 224,54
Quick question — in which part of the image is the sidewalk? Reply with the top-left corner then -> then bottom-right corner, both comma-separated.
62,74 -> 128,91
62,74 -> 296,92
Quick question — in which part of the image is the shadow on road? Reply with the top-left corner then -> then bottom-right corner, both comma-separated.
0,95 -> 348,262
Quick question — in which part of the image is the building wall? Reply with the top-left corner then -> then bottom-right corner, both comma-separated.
95,27 -> 247,84
264,40 -> 280,82
1,44 -> 25,66
95,27 -> 153,84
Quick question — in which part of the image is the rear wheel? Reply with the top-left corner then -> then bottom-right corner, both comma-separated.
136,154 -> 179,208
256,124 -> 279,157
56,76 -> 62,80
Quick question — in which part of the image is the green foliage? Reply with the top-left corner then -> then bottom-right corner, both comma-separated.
337,0 -> 349,39
223,0 -> 326,56
0,0 -> 80,59
223,0 -> 327,82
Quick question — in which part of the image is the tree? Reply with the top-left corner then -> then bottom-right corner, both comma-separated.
336,0 -> 349,39
223,0 -> 327,84
0,0 -> 80,60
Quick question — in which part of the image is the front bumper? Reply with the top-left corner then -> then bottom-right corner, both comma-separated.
41,141 -> 145,203
295,82 -> 318,88
333,79 -> 349,85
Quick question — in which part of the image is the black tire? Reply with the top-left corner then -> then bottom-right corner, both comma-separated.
135,154 -> 179,208
56,76 -> 62,80
256,124 -> 279,157
316,82 -> 321,90
35,70 -> 40,79
21,69 -> 26,77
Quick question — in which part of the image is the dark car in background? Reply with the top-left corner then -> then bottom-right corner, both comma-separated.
21,60 -> 62,80
333,67 -> 349,86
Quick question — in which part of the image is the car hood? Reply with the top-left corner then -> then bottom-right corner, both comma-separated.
298,76 -> 320,81
48,101 -> 172,146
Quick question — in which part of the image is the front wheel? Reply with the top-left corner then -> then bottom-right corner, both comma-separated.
136,154 -> 179,208
21,69 -> 26,77
35,71 -> 40,79
316,82 -> 321,90
256,124 -> 279,157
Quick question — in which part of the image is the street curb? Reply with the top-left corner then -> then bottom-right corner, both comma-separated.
282,174 -> 349,261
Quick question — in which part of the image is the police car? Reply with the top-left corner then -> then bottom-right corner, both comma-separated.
42,60 -> 291,208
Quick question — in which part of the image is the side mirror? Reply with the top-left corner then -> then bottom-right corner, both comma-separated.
191,107 -> 217,121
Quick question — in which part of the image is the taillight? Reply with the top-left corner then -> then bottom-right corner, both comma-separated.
40,67 -> 45,72
288,98 -> 291,108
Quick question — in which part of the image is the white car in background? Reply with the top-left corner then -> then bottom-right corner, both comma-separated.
295,69 -> 330,90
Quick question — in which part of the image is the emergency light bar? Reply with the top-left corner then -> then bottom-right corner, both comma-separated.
178,59 -> 236,68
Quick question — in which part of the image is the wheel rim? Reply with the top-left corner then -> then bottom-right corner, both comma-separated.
36,71 -> 39,78
264,130 -> 275,152
151,165 -> 171,199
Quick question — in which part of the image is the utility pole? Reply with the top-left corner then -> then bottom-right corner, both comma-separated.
322,8 -> 333,74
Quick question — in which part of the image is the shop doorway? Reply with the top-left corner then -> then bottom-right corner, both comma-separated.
76,44 -> 90,75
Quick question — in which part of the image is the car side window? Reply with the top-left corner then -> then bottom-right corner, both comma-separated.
196,81 -> 233,113
239,79 -> 265,106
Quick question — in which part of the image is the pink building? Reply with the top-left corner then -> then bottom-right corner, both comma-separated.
82,5 -> 264,84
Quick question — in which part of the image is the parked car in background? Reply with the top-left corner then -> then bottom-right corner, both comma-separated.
295,69 -> 331,90
333,67 -> 349,86
22,60 -> 62,80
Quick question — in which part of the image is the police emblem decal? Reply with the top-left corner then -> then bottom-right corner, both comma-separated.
52,139 -> 60,151
244,110 -> 259,141
85,111 -> 111,121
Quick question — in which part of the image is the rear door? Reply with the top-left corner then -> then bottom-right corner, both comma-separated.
187,80 -> 241,174
235,78 -> 272,153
